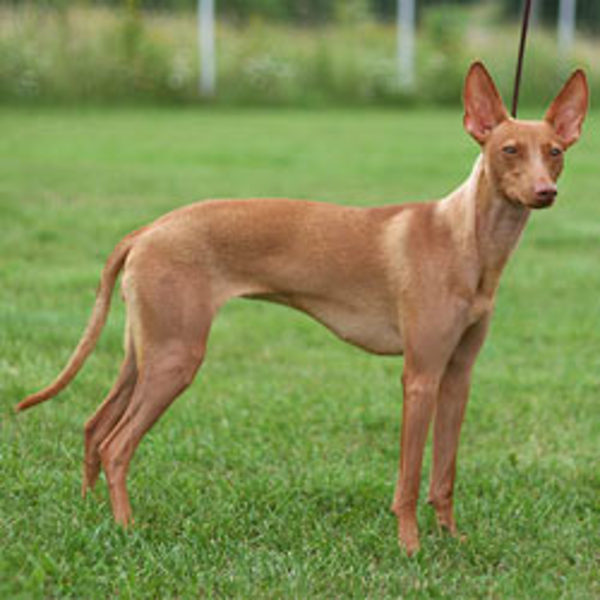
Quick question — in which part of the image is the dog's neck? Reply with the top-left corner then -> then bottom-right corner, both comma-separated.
449,155 -> 531,297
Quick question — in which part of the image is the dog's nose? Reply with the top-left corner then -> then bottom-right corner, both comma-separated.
534,183 -> 557,205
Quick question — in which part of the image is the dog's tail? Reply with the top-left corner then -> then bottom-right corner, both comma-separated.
15,230 -> 142,413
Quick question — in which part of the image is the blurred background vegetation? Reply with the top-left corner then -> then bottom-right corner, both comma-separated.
1,0 -> 598,106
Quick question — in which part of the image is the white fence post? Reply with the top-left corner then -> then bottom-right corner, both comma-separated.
397,0 -> 416,89
198,0 -> 216,97
558,0 -> 576,57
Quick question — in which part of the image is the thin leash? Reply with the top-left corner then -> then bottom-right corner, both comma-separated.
511,0 -> 534,118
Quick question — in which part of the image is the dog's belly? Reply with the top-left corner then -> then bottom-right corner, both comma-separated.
299,304 -> 404,355
247,292 -> 404,356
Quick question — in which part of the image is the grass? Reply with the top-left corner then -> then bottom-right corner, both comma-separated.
1,105 -> 599,598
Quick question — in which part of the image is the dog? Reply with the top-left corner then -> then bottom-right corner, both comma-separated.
16,62 -> 588,555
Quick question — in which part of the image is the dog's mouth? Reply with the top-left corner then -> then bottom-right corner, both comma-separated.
528,195 -> 557,210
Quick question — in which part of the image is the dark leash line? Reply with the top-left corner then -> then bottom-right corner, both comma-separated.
511,0 -> 534,118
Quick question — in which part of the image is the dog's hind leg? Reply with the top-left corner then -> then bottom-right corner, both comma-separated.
98,271 -> 213,526
99,340 -> 207,525
82,325 -> 137,498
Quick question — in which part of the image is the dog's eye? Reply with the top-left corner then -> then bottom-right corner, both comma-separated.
502,145 -> 518,155
550,147 -> 562,157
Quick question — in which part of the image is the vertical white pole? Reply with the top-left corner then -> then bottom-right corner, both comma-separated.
397,0 -> 416,89
558,0 -> 576,57
198,0 -> 216,97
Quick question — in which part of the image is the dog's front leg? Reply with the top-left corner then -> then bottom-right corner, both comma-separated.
390,301 -> 469,555
391,367 -> 440,556
426,365 -> 470,536
427,317 -> 489,535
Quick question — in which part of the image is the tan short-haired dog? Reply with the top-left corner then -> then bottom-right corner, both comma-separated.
17,63 -> 588,555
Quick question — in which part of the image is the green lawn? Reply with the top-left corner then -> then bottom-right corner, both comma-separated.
1,106 -> 599,598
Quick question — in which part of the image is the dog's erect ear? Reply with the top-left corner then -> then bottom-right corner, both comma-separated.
463,62 -> 509,144
544,69 -> 589,149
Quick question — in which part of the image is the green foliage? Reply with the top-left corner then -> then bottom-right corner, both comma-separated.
371,0 -> 480,22
0,0 -> 480,23
0,4 -> 599,107
220,0 -> 336,24
0,7 -> 183,103
418,5 -> 469,105
501,0 -> 600,34
1,106 -> 599,598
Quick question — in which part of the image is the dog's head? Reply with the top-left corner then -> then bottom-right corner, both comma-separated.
463,62 -> 588,209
